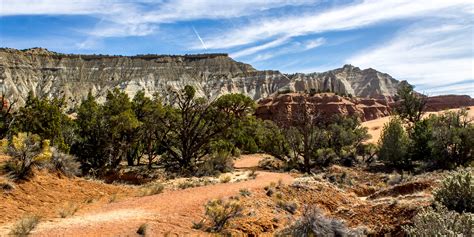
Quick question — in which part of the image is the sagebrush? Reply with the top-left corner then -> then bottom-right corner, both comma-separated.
204,198 -> 243,232
403,204 -> 473,236
277,206 -> 363,237
433,169 -> 473,213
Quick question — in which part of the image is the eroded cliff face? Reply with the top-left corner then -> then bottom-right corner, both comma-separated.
289,64 -> 400,99
256,93 -> 392,124
0,48 -> 401,108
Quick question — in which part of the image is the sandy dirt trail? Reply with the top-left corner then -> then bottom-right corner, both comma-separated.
18,154 -> 293,236
363,106 -> 474,144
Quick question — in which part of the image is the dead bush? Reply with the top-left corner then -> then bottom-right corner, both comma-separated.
277,206 -> 363,236
9,215 -> 40,236
47,148 -> 81,177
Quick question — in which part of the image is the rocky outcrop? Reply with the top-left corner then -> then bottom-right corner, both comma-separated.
255,93 -> 391,125
0,48 -> 402,108
425,95 -> 474,111
288,64 -> 400,99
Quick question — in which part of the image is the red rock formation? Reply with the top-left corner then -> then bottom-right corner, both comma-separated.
256,93 -> 391,125
424,95 -> 474,111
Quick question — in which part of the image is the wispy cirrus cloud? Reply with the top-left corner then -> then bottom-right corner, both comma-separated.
1,0 -> 316,38
230,37 -> 290,58
201,0 -> 473,50
347,20 -> 474,96
245,37 -> 326,63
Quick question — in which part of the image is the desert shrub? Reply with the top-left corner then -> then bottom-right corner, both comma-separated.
258,156 -> 284,171
204,198 -> 243,232
248,170 -> 257,179
1,133 -> 52,180
136,223 -> 148,236
47,148 -> 81,177
139,182 -> 164,196
196,150 -> 234,177
276,200 -> 298,214
403,204 -> 473,236
277,206 -> 360,236
264,185 -> 275,197
427,111 -> 473,169
58,202 -> 79,218
378,118 -> 411,170
192,219 -> 205,229
9,215 -> 40,236
0,177 -> 15,192
239,188 -> 251,197
434,169 -> 473,213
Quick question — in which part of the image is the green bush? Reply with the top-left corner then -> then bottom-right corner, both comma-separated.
196,151 -> 234,177
204,198 -> 243,232
403,204 -> 473,236
378,118 -> 411,169
434,169 -> 473,213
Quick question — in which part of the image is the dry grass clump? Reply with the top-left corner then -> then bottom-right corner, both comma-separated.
239,188 -> 251,197
139,182 -> 164,196
219,174 -> 232,183
109,193 -> 118,203
176,177 -> 216,189
58,202 -> 79,218
9,215 -> 41,236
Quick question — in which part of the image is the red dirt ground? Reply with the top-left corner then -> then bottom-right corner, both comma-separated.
0,154 -> 294,236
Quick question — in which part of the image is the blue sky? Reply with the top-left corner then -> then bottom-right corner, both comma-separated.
1,0 -> 473,95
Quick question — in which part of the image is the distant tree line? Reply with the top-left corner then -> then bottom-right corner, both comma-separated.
378,83 -> 473,171
0,83 -> 471,178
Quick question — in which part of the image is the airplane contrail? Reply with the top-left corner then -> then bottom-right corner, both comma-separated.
192,26 -> 208,50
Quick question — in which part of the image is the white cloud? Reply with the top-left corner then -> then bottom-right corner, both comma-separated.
305,38 -> 326,50
0,0 -> 110,16
347,20 -> 474,96
1,0 -> 316,38
231,37 -> 290,58
246,37 -> 326,63
202,0 -> 473,49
